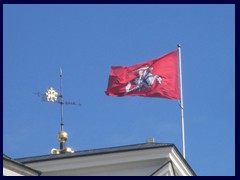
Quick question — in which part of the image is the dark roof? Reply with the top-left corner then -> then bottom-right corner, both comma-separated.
16,143 -> 173,163
15,143 -> 196,175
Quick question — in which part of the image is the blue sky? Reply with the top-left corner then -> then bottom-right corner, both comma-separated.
3,4 -> 235,176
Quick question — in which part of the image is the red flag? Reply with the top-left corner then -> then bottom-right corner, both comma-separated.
105,50 -> 180,100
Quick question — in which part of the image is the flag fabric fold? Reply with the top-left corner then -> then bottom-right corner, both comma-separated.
105,50 -> 180,100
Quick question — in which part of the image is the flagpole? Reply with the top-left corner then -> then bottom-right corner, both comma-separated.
60,68 -> 64,132
177,44 -> 186,159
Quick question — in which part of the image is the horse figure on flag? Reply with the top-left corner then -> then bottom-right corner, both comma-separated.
125,66 -> 162,95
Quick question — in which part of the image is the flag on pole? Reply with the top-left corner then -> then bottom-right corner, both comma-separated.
105,50 -> 180,100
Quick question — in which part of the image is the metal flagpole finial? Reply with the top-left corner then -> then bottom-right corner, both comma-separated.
177,44 -> 181,48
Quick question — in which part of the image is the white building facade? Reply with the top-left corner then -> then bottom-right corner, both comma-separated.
11,143 -> 196,176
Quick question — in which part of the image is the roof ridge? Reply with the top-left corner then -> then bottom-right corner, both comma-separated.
74,142 -> 173,152
16,142 -> 174,162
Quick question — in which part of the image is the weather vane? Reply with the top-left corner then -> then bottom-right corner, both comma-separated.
34,68 -> 81,154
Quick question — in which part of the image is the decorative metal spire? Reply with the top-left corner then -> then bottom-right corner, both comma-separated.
34,68 -> 81,154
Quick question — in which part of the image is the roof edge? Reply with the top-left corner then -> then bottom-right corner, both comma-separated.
171,145 -> 197,176
16,143 -> 174,163
3,154 -> 42,176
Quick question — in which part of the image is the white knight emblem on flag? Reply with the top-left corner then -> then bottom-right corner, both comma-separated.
125,66 -> 162,95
